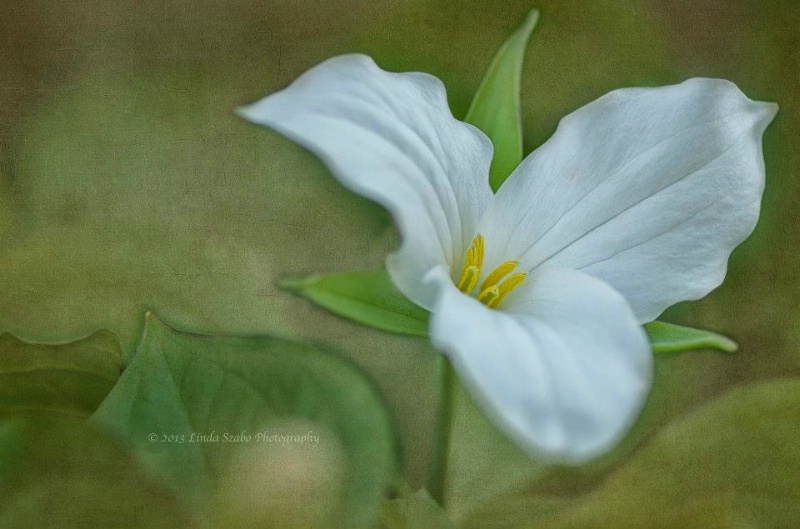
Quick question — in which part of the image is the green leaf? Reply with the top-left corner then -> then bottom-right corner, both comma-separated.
645,321 -> 737,354
381,489 -> 457,529
281,270 -> 430,337
92,312 -> 399,529
0,417 -> 190,529
465,9 -> 539,192
0,330 -> 123,418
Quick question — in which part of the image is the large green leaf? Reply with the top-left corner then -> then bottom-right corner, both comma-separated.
645,321 -> 737,354
463,378 -> 800,529
281,270 -> 430,337
0,417 -> 190,529
92,313 -> 399,529
465,9 -> 539,192
0,330 -> 122,418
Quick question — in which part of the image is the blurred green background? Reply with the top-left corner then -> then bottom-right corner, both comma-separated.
0,0 -> 798,527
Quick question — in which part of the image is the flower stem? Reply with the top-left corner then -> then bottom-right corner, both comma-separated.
428,353 -> 456,508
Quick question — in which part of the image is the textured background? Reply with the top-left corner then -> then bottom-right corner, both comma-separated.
0,0 -> 797,525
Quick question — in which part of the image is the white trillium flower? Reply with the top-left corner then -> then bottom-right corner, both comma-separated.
240,55 -> 777,461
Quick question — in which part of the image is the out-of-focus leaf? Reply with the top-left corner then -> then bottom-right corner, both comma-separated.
0,417 -> 190,529
465,9 -> 539,192
92,312 -> 398,529
0,420 -> 24,481
645,321 -> 737,354
464,378 -> 800,529
281,270 -> 429,337
381,488 -> 457,529
0,330 -> 122,418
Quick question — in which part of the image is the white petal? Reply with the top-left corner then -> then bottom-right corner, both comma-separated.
479,79 -> 777,322
427,265 -> 652,461
239,55 -> 493,309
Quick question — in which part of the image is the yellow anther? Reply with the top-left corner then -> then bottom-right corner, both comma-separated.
477,285 -> 500,305
464,235 -> 484,268
456,235 -> 485,294
473,235 -> 484,268
456,265 -> 480,293
479,260 -> 519,293
487,272 -> 527,308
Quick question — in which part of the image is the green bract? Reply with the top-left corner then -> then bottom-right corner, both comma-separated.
644,321 -> 737,354
281,271 -> 429,337
465,9 -> 539,192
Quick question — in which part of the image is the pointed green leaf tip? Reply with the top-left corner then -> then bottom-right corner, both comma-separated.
645,321 -> 738,354
465,8 -> 539,192
280,270 -> 430,337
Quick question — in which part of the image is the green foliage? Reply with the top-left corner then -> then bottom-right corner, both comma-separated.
281,271 -> 429,337
381,488 -> 457,529
0,331 -> 122,418
91,313 -> 399,529
0,417 -> 190,529
645,321 -> 738,354
464,378 -> 800,529
0,420 -> 23,480
465,9 -> 539,192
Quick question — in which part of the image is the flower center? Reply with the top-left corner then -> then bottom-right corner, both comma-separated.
455,235 -> 526,309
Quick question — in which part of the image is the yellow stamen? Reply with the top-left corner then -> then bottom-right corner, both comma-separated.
479,260 -> 519,293
487,272 -> 527,308
477,285 -> 500,305
456,236 -> 485,294
456,265 -> 480,293
454,235 -> 527,308
473,235 -> 484,268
